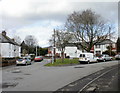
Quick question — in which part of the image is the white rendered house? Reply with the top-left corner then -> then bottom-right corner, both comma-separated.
0,31 -> 21,58
93,39 -> 116,55
48,43 -> 82,58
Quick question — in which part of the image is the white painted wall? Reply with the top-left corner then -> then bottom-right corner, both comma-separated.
65,46 -> 82,58
48,46 -> 82,58
0,43 -> 21,58
94,44 -> 116,55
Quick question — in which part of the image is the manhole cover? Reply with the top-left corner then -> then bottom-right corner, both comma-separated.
14,67 -> 20,70
2,82 -> 18,88
74,66 -> 84,68
14,77 -> 23,80
24,73 -> 31,75
12,70 -> 22,73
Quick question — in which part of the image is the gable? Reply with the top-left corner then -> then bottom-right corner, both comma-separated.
96,39 -> 115,45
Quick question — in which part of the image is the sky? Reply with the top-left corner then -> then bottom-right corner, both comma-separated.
0,0 -> 119,47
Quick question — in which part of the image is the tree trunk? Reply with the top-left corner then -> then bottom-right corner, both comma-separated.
61,48 -> 64,63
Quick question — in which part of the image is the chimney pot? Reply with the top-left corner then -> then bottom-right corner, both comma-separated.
2,31 -> 6,36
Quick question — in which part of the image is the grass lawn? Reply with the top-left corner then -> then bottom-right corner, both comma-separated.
45,58 -> 79,66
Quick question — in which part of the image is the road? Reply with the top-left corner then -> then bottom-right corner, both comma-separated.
1,59 -> 119,92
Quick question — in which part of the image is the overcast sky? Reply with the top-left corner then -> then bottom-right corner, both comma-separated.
0,0 -> 119,47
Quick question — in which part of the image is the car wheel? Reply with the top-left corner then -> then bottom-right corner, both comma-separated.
103,59 -> 106,62
88,61 -> 90,64
25,63 -> 27,66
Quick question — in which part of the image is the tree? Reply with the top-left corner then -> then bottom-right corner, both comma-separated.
24,35 -> 37,47
24,35 -> 37,54
37,47 -> 48,56
65,9 -> 114,52
49,30 -> 74,62
102,46 -> 116,56
13,36 -> 21,45
116,37 -> 120,53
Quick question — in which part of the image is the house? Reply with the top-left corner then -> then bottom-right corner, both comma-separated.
0,31 -> 21,58
91,39 -> 116,55
20,41 -> 29,56
47,43 -> 83,58
47,39 -> 117,58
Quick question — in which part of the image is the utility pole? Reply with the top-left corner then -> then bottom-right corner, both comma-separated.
53,29 -> 56,62
36,45 -> 37,56
109,27 -> 112,56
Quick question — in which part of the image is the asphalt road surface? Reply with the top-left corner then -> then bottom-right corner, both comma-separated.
1,59 -> 119,92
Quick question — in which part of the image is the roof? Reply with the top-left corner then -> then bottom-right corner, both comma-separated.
0,33 -> 20,46
95,39 -> 115,45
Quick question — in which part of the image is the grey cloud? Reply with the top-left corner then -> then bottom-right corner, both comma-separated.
2,2 -> 117,30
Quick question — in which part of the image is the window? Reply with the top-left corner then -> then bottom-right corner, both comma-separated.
96,51 -> 101,55
95,45 -> 101,48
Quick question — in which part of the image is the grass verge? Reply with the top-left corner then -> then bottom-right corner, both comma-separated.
45,58 -> 79,66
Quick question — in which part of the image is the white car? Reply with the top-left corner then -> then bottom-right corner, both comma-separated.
115,54 -> 120,60
16,57 -> 31,66
97,54 -> 112,62
79,53 -> 98,64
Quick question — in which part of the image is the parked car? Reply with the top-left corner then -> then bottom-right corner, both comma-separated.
115,54 -> 120,60
79,53 -> 98,64
34,56 -> 43,62
16,57 -> 32,66
97,54 -> 112,62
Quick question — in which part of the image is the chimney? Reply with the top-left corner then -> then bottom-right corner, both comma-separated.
2,31 -> 6,36
12,39 -> 14,41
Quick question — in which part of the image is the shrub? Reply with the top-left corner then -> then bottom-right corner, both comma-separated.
102,51 -> 116,56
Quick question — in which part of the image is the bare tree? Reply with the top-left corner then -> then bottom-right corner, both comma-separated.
65,9 -> 114,52
24,35 -> 38,54
49,30 -> 74,62
24,35 -> 37,47
13,36 -> 21,45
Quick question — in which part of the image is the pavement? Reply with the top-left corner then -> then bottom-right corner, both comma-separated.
1,59 -> 119,92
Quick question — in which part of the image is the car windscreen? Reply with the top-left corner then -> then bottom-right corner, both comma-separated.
98,55 -> 103,57
17,59 -> 23,61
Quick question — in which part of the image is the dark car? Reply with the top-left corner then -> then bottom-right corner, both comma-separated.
34,56 -> 43,62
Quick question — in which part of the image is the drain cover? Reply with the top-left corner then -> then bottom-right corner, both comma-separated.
74,66 -> 84,68
2,82 -> 18,88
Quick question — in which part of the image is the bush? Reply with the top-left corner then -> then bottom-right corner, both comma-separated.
102,51 -> 116,56
1,58 -> 16,67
